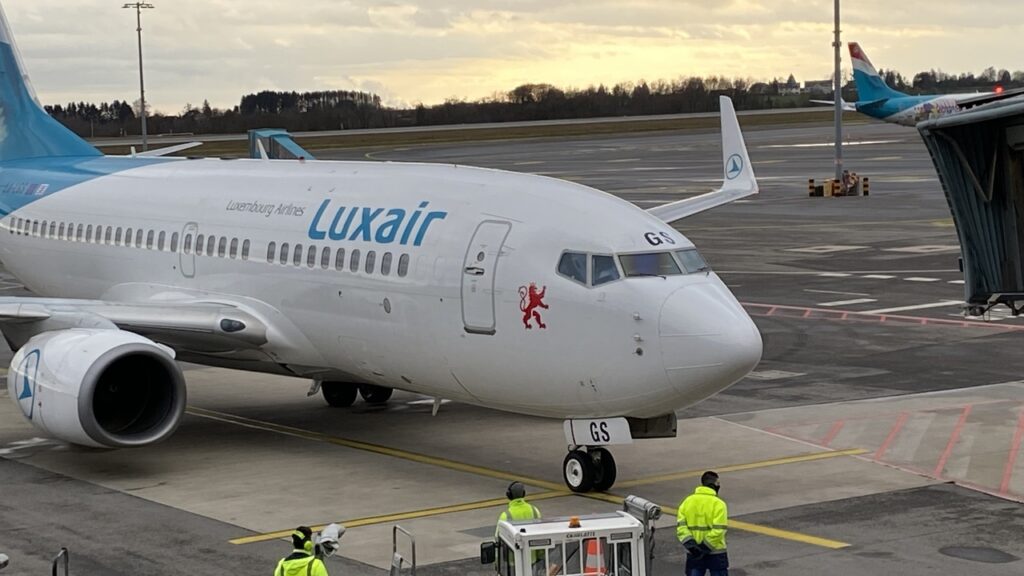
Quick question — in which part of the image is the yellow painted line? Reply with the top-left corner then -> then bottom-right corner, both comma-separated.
191,407 -> 851,549
616,448 -> 869,488
231,490 -> 569,545
186,407 -> 565,492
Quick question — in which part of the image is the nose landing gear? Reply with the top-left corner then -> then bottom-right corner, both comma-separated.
563,446 -> 617,493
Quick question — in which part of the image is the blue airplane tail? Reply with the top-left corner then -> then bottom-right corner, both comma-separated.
0,4 -> 100,162
849,42 -> 907,102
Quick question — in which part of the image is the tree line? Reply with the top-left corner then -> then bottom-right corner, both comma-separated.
45,67 -> 1024,138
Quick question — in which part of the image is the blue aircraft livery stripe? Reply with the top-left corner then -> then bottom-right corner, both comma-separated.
0,156 -> 174,217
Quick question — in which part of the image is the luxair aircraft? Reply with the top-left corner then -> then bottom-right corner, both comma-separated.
812,42 -> 1023,127
0,4 -> 761,492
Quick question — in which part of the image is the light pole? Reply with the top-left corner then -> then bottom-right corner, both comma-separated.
832,0 -> 843,181
123,2 -> 154,151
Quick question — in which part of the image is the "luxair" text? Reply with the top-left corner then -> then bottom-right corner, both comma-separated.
307,200 -> 448,247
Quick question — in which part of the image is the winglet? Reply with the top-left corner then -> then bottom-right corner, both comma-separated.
719,96 -> 756,192
646,96 -> 758,223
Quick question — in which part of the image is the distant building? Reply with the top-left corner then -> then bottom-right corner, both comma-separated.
804,80 -> 833,95
780,74 -> 801,95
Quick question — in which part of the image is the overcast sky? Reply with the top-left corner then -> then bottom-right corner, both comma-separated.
5,0 -> 1022,113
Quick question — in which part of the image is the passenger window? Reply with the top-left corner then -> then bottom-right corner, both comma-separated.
293,244 -> 303,266
306,245 -> 317,268
206,235 -> 216,255
241,239 -> 250,260
170,232 -> 179,252
320,247 -> 330,269
229,238 -> 238,259
135,229 -> 144,247
266,241 -> 276,263
381,252 -> 393,276
104,227 -> 112,244
59,222 -> 66,239
184,233 -> 193,254
146,230 -> 155,249
398,254 -> 410,277
40,220 -> 48,238
32,221 -> 39,236
124,227 -> 132,246
77,224 -> 84,241
335,248 -> 346,271
157,231 -> 165,250
196,234 -> 205,255
114,227 -> 122,244
350,249 -> 361,272
49,222 -> 56,237
675,248 -> 709,274
280,242 -> 290,264
218,236 -> 227,257
619,252 -> 681,277
365,251 -> 376,274
592,255 -> 620,286
558,252 -> 587,285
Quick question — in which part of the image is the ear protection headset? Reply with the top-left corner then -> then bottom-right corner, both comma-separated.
292,527 -> 313,552
506,481 -> 526,500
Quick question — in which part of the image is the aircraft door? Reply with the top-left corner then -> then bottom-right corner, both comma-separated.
180,222 -> 197,278
461,220 -> 512,335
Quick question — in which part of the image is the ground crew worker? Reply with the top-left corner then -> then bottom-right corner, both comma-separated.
496,481 -> 541,537
274,526 -> 329,576
677,471 -> 729,576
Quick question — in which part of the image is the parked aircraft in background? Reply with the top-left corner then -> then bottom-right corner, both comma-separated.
812,42 -> 1024,127
0,2 -> 761,492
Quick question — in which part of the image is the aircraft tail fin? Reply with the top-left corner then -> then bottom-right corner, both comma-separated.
849,42 -> 908,103
0,4 -> 100,162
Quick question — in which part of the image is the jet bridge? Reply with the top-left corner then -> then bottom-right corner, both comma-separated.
917,97 -> 1024,315
248,129 -> 315,160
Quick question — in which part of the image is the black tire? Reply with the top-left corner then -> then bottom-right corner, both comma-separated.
321,381 -> 358,407
590,447 -> 617,492
359,384 -> 393,405
563,451 -> 595,493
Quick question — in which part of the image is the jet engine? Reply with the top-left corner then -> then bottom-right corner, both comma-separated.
8,329 -> 186,448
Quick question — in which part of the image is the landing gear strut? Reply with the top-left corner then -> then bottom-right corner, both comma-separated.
562,447 -> 617,493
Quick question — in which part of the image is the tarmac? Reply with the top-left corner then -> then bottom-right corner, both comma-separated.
1,119 -> 1023,575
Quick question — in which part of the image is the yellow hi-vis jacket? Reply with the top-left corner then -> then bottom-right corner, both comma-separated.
676,486 -> 728,553
274,550 -> 328,576
495,498 -> 541,537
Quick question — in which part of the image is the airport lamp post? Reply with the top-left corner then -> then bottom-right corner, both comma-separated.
123,2 -> 154,152
832,0 -> 843,181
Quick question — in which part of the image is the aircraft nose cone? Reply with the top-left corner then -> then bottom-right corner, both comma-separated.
659,281 -> 762,402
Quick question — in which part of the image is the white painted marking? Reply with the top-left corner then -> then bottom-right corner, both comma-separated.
883,245 -> 960,254
805,289 -> 871,297
818,298 -> 878,307
513,161 -> 545,166
904,277 -> 941,282
745,370 -> 806,381
948,280 -> 965,285
759,139 -> 902,149
818,272 -> 852,277
786,246 -> 867,254
864,300 -> 962,314
862,274 -> 896,280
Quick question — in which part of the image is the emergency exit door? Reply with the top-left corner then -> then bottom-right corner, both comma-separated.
180,222 -> 197,278
462,220 -> 512,335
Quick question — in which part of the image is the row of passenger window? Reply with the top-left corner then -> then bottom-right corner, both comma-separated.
265,241 -> 410,277
9,216 -> 413,279
558,248 -> 709,287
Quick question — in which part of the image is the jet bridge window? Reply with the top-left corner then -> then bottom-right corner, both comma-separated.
592,254 -> 621,286
558,251 -> 588,285
619,252 -> 681,277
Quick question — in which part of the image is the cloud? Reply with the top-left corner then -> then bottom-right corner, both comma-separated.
3,0 -> 1022,111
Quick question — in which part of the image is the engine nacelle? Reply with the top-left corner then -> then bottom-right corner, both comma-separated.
8,329 -> 186,448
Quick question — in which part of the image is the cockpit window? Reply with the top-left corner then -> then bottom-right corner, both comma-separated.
619,252 -> 681,277
675,248 -> 710,273
558,252 -> 587,285
592,255 -> 620,286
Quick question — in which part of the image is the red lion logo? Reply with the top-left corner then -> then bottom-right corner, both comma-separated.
519,283 -> 548,329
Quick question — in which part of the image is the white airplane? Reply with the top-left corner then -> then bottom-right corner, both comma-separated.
0,3 -> 761,492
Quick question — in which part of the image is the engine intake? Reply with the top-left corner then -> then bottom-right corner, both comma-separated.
9,329 -> 186,448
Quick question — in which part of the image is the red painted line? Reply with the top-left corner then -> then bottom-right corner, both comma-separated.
741,302 -> 1024,331
999,408 -> 1024,494
874,412 -> 910,460
934,405 -> 973,477
802,308 -> 812,318
821,421 -> 845,447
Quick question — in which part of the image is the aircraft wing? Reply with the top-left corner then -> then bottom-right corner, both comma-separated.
646,96 -> 758,223
957,88 -> 1024,110
0,297 -> 269,352
134,142 -> 203,157
810,99 -> 857,112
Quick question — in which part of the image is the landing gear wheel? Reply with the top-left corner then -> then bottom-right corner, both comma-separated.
563,450 -> 595,493
589,447 -> 617,492
359,384 -> 393,405
321,381 -> 358,407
